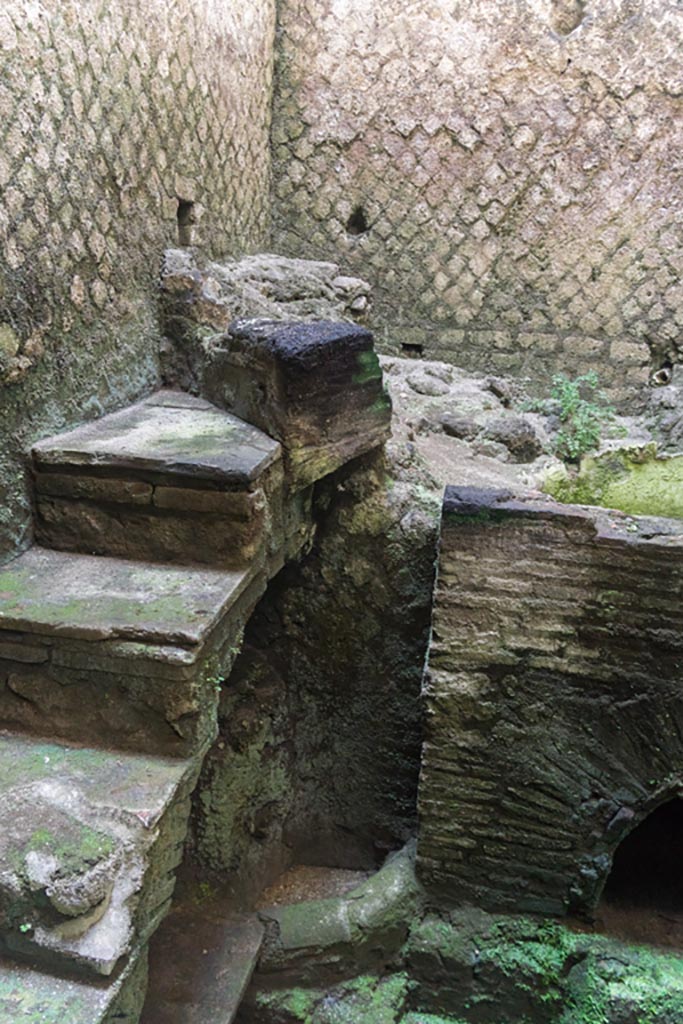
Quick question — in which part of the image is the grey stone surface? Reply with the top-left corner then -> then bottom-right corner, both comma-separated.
256,843 -> 422,982
439,414 -> 481,441
32,391 -> 294,569
0,546 -> 254,648
482,415 -> 545,462
142,905 -> 264,1024
0,945 -> 147,1024
33,391 -> 280,485
0,731 -> 191,977
0,547 -> 265,756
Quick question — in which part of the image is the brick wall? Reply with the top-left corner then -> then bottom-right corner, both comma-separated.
417,487 -> 683,916
0,0 -> 276,560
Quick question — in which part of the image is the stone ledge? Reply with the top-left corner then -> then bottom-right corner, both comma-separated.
0,547 -> 255,649
32,391 -> 281,487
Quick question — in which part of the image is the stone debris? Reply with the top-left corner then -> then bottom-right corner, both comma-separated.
159,250 -> 372,393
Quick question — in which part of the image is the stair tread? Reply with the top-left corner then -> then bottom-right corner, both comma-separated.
0,729 -> 189,807
32,390 -> 281,486
0,546 -> 255,648
0,951 -> 135,1023
141,901 -> 264,1024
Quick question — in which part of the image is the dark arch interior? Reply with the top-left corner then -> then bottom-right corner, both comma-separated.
603,798 -> 683,912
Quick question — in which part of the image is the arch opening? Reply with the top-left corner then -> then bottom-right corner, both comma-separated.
598,797 -> 683,946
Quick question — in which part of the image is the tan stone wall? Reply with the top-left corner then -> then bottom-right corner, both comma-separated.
0,0 -> 276,559
272,0 -> 683,397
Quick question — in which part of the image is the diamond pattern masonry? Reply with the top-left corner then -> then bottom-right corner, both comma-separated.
272,0 -> 683,400
0,0 -> 275,384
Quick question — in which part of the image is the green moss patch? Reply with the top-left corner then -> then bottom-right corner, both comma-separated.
544,445 -> 683,519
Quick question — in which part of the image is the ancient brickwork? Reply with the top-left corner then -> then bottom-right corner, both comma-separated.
0,0 -> 275,560
272,0 -> 683,395
418,487 -> 683,917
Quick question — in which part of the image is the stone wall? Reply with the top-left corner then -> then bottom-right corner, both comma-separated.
417,487 -> 683,917
193,452 -> 439,898
272,0 -> 683,395
0,0 -> 276,562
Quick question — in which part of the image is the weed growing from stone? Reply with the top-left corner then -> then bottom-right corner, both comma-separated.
527,371 -> 623,463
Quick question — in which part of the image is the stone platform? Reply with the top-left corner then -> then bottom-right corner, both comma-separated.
33,391 -> 284,569
0,547 -> 261,755
0,731 -> 193,978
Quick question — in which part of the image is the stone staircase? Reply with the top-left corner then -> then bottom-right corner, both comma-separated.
0,321 -> 391,1022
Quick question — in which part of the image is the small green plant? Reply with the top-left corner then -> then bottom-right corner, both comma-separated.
527,371 -> 623,463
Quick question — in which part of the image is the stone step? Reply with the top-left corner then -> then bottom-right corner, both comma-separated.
0,731 -> 194,981
0,546 -> 265,756
32,391 -> 286,570
141,896 -> 264,1024
0,944 -> 146,1024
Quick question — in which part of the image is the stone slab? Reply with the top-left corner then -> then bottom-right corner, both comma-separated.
0,547 -> 254,649
0,551 -> 267,756
0,948 -> 145,1024
142,903 -> 264,1024
32,390 -> 281,486
0,732 -> 191,978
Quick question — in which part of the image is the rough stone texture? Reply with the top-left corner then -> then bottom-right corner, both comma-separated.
142,907 -> 264,1024
481,416 -> 545,463
203,320 -> 392,489
0,943 -> 148,1024
255,843 -> 423,984
0,0 -> 276,562
418,487 -> 683,917
406,908 -> 683,1024
0,732 -> 193,978
159,249 -> 371,392
192,451 -> 439,898
32,391 -> 285,569
272,0 -> 682,398
0,546 -> 263,755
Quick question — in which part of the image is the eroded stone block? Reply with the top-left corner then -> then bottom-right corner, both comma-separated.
204,319 -> 392,488
0,547 -> 265,756
0,733 -> 194,979
32,390 -> 283,570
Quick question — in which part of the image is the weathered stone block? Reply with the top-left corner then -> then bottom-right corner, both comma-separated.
0,732 -> 195,979
32,390 -> 283,570
0,547 -> 265,757
204,320 -> 392,489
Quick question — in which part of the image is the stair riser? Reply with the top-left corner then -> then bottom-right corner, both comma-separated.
34,463 -> 284,569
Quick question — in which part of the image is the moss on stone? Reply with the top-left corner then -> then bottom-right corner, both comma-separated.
544,446 -> 683,519
250,973 -> 409,1024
